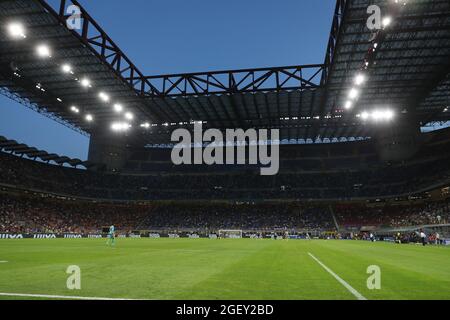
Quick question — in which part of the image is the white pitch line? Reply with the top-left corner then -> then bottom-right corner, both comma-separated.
308,252 -> 367,301
0,261 -> 8,263
0,292 -> 133,300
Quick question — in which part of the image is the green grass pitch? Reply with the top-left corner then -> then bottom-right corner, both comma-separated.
0,238 -> 449,300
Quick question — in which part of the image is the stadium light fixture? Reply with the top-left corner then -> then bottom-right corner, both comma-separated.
80,78 -> 91,88
111,122 -> 131,132
384,109 -> 395,121
372,110 -> 384,121
348,88 -> 359,100
382,17 -> 392,28
7,22 -> 26,39
113,104 -> 123,113
361,111 -> 369,120
36,44 -> 51,58
61,64 -> 73,74
140,122 -> 151,129
70,106 -> 80,113
360,109 -> 395,122
344,101 -> 353,110
354,74 -> 366,86
85,114 -> 94,122
98,92 -> 110,102
124,112 -> 134,120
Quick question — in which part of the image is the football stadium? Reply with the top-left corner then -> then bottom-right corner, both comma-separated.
0,0 -> 450,303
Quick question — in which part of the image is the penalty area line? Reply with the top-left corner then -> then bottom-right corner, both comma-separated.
0,292 -> 133,300
307,252 -> 367,301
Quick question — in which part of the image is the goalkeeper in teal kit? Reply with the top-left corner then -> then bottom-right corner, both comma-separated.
107,225 -> 116,246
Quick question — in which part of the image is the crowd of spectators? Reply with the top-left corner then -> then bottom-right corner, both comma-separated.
137,203 -> 335,231
0,194 -> 147,234
1,149 -> 450,201
0,194 -> 334,233
1,192 -> 449,234
335,200 -> 450,228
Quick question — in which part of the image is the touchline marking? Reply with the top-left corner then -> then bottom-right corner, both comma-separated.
0,292 -> 134,300
0,261 -> 8,263
308,252 -> 367,301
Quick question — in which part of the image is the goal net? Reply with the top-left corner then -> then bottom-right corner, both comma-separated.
218,230 -> 243,239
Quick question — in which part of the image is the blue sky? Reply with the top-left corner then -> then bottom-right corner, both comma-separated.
0,0 -> 335,159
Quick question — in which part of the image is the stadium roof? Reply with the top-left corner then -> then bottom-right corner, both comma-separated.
0,135 -> 94,168
320,0 -> 450,140
0,0 -> 450,145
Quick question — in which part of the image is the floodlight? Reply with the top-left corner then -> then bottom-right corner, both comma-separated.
344,101 -> 353,110
61,64 -> 73,74
113,104 -> 123,113
354,74 -> 366,86
384,109 -> 395,120
125,112 -> 134,120
372,110 -> 383,121
348,88 -> 359,100
382,17 -> 392,28
361,112 -> 369,120
111,122 -> 131,132
36,44 -> 51,58
99,92 -> 110,102
80,78 -> 91,88
7,22 -> 26,39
